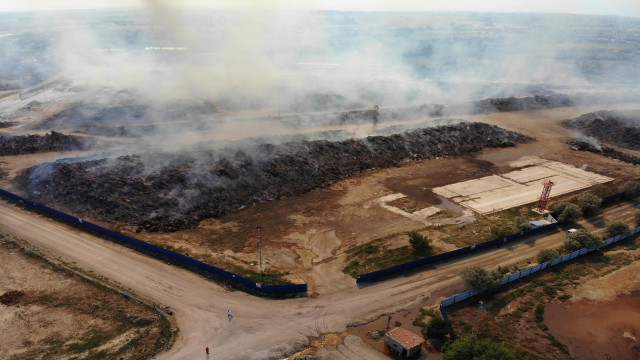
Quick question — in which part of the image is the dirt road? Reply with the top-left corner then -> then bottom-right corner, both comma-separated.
3,200 -> 636,359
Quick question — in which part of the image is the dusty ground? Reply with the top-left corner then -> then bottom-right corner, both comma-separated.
545,260 -> 640,360
0,233 -> 173,360
445,217 -> 640,360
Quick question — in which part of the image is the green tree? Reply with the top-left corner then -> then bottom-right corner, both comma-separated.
550,202 -> 568,214
621,180 -> 640,199
558,203 -> 582,223
576,193 -> 602,216
537,248 -> 559,263
424,315 -> 450,339
564,230 -> 603,252
407,231 -> 433,257
514,216 -> 533,232
443,334 -> 517,360
460,267 -> 501,292
605,221 -> 630,238
490,224 -> 515,238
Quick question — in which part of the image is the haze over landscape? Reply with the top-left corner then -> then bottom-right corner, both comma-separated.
0,1 -> 639,359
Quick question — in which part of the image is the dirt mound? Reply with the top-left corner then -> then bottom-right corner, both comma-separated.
568,139 -> 640,165
17,122 -> 531,232
0,121 -> 17,129
0,131 -> 93,155
34,97 -> 218,138
471,94 -> 572,114
284,94 -> 569,129
0,290 -> 27,305
564,110 -> 640,150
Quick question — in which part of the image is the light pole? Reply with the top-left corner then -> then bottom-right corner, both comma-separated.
256,226 -> 262,283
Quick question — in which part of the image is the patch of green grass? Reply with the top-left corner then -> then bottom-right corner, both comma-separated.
534,304 -> 545,323
66,331 -> 112,354
545,334 -> 570,354
343,245 -> 416,276
133,317 -> 154,327
557,294 -> 572,301
543,284 -> 557,298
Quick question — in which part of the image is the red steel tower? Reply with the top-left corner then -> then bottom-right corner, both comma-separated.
537,180 -> 555,213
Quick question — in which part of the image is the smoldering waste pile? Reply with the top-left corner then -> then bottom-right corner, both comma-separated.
567,139 -> 640,165
564,110 -> 640,150
18,122 -> 531,232
0,131 -> 93,155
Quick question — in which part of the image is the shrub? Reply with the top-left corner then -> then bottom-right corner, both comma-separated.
550,202 -> 568,214
605,221 -> 630,238
621,180 -> 640,199
576,193 -> 602,216
460,267 -> 501,292
537,248 -> 559,263
443,334 -> 517,360
558,203 -> 582,223
407,231 -> 433,257
564,230 -> 603,251
424,315 -> 450,339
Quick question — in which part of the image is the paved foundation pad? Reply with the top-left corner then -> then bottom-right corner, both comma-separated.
433,157 -> 613,214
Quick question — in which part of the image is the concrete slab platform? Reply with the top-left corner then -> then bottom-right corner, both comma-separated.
433,157 -> 613,214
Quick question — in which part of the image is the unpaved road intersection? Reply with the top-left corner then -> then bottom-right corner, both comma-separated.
1,200 -> 636,359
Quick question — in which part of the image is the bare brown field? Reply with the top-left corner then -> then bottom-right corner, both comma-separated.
0,234 -> 173,360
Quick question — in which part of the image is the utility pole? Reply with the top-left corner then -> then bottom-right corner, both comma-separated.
256,226 -> 262,283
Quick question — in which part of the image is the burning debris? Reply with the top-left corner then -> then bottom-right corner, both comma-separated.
568,139 -> 640,165
0,131 -> 94,156
17,122 -> 531,232
563,110 -> 640,150
471,94 -> 572,114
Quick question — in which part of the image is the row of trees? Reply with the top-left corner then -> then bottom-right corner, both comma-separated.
551,193 -> 602,223
462,219 -> 634,293
552,180 -> 640,224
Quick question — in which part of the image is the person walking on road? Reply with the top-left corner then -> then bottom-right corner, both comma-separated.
227,309 -> 232,321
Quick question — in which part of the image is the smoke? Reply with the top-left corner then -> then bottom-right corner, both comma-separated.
1,8 -> 640,150
571,131 -> 603,151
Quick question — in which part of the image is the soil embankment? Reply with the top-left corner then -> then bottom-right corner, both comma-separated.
0,131 -> 93,155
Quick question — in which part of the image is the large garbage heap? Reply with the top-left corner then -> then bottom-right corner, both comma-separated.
18,122 -> 531,232
563,110 -> 640,150
0,131 -> 93,155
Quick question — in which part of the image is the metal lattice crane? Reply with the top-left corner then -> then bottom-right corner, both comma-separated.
537,180 -> 555,213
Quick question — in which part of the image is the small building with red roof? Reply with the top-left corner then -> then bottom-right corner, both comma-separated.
384,327 -> 425,358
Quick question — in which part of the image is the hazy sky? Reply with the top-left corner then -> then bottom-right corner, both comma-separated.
1,0 -> 639,17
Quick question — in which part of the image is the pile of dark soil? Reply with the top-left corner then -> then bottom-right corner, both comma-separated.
284,94 -> 569,128
471,94 -> 572,114
0,290 -> 27,305
568,140 -> 640,165
0,131 -> 94,155
0,121 -> 17,129
563,110 -> 640,150
34,97 -> 217,138
18,122 -> 531,232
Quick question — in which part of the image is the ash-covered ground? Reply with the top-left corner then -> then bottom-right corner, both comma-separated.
0,131 -> 93,155
568,139 -> 640,165
17,122 -> 530,232
563,110 -> 640,150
